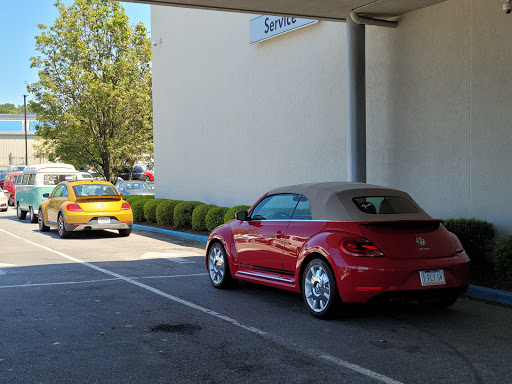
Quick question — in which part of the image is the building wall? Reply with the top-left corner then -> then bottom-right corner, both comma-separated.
152,0 -> 512,235
0,134 -> 39,168
152,8 -> 347,207
367,0 -> 512,235
0,115 -> 41,167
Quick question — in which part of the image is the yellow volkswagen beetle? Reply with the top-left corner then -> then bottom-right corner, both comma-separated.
38,180 -> 133,238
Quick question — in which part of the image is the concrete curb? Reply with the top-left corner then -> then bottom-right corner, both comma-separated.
466,285 -> 512,306
133,224 -> 512,306
133,224 -> 209,244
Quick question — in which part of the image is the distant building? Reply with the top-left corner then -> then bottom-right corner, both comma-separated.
0,114 -> 42,168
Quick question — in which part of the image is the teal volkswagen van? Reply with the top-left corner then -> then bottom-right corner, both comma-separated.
15,163 -> 83,222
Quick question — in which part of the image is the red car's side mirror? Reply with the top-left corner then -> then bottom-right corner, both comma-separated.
235,210 -> 250,221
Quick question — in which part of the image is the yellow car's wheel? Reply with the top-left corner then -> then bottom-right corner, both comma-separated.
58,213 -> 71,238
29,207 -> 38,223
38,209 -> 50,232
118,228 -> 132,237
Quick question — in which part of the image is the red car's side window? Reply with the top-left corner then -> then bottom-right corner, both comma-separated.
250,194 -> 300,221
290,196 -> 311,220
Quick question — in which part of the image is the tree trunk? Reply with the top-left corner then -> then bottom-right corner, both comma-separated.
102,154 -> 114,183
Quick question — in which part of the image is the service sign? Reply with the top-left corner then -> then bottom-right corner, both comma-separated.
250,15 -> 317,44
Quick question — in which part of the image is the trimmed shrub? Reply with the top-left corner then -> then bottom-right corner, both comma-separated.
122,195 -> 139,204
443,218 -> 496,265
123,194 -> 153,205
493,235 -> 512,286
144,199 -> 166,223
206,207 -> 230,232
223,205 -> 251,224
192,204 -> 217,231
131,198 -> 152,222
156,200 -> 183,226
174,201 -> 204,229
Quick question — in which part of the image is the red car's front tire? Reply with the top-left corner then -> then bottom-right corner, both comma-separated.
207,242 -> 237,289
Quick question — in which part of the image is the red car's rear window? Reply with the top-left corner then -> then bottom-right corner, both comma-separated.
353,196 -> 419,215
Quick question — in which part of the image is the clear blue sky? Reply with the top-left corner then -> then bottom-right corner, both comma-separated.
0,0 -> 151,106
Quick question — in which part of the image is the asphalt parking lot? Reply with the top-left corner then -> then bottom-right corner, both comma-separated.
1,209 -> 512,384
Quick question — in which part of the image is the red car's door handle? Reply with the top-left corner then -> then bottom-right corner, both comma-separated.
275,231 -> 284,239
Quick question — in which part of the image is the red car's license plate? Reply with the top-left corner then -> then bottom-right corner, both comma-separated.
419,269 -> 446,286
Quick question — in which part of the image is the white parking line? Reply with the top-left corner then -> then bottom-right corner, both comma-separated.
0,278 -> 121,289
141,251 -> 197,264
0,273 -> 209,289
0,228 -> 404,384
138,273 -> 208,280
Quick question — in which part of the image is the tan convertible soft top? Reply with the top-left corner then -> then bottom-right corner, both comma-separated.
266,182 -> 433,222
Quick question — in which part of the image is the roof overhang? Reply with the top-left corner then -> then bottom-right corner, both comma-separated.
121,0 -> 449,22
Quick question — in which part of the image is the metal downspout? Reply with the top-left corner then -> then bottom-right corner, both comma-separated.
346,16 -> 366,183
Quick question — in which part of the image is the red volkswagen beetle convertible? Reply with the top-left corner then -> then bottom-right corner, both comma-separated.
206,182 -> 470,318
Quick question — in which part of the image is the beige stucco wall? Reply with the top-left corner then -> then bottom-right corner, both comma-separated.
152,0 -> 512,235
0,134 -> 39,168
152,8 -> 347,207
367,0 -> 512,235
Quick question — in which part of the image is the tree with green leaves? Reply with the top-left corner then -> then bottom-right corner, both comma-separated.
0,103 -> 32,114
28,0 -> 152,182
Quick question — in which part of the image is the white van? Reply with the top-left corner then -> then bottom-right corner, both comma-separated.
15,163 -> 83,222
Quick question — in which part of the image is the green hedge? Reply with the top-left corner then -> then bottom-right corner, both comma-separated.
192,204 -> 217,231
122,195 -> 140,204
443,218 -> 496,265
174,201 -> 204,229
206,207 -> 229,232
156,200 -> 183,226
493,235 -> 512,286
131,198 -> 153,222
144,199 -> 166,223
123,194 -> 153,205
223,205 -> 251,224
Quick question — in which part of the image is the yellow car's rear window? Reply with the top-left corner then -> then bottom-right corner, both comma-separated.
72,184 -> 119,197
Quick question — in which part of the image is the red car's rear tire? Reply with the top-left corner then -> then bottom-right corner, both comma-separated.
302,258 -> 340,319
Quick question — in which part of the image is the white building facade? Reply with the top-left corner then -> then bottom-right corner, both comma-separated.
152,0 -> 512,235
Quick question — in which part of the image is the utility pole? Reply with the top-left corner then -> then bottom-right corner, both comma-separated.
24,95 -> 28,165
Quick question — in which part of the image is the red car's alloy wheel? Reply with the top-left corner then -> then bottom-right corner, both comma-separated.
208,243 -> 237,289
302,259 -> 338,318
209,246 -> 225,286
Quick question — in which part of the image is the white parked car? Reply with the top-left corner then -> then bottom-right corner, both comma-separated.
0,191 -> 8,211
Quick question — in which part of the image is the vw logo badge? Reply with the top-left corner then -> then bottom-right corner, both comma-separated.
416,237 -> 426,246
98,203 -> 104,208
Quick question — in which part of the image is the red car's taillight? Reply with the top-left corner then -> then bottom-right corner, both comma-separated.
340,238 -> 384,257
121,202 -> 131,210
449,232 -> 465,254
66,203 -> 83,212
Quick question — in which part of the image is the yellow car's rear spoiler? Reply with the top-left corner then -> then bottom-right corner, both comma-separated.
75,195 -> 122,201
